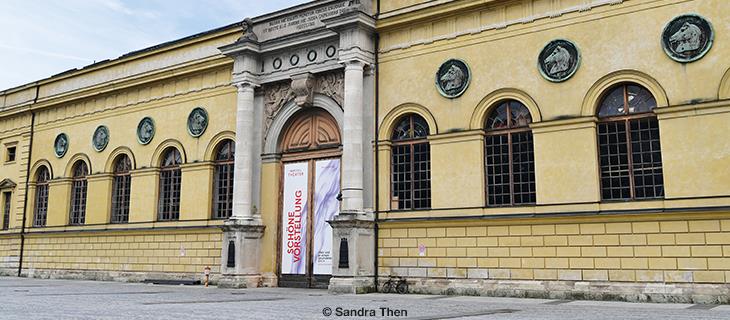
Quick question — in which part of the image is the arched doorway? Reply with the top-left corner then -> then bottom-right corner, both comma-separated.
278,107 -> 341,288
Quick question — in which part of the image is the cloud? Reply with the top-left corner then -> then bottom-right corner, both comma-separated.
0,0 -> 308,90
0,44 -> 92,62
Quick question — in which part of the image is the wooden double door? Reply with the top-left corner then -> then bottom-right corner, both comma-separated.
277,108 -> 341,288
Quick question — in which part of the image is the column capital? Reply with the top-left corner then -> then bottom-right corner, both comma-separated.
234,80 -> 260,92
341,59 -> 367,71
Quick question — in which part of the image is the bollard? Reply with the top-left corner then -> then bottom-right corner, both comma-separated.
204,266 -> 211,287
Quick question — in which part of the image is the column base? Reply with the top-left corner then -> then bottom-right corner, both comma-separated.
217,274 -> 262,288
328,211 -> 376,294
220,219 -> 265,288
328,276 -> 376,294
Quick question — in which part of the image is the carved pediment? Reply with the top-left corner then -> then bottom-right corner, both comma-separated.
0,178 -> 16,190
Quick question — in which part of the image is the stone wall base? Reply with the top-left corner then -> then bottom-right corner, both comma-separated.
399,278 -> 730,304
0,267 -> 16,276
329,276 -> 376,294
217,274 -> 262,288
18,268 -> 215,284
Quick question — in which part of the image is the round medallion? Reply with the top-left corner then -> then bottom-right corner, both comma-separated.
290,54 -> 300,66
54,133 -> 69,158
92,125 -> 109,152
307,50 -> 317,62
136,117 -> 155,145
435,59 -> 470,98
325,45 -> 336,58
662,14 -> 714,63
273,58 -> 282,69
187,107 -> 209,138
538,39 -> 580,82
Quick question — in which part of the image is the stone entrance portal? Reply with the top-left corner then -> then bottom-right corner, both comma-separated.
216,0 -> 377,292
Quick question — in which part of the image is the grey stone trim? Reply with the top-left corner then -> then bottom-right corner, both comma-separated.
396,278 -> 730,304
18,269 -> 217,285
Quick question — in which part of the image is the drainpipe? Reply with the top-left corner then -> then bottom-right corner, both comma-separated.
17,85 -> 38,277
373,0 -> 381,291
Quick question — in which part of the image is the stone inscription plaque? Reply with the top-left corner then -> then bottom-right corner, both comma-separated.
254,0 -> 370,41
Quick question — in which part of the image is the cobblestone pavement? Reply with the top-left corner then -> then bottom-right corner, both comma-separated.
1,277 -> 730,320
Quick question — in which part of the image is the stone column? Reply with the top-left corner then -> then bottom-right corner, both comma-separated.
231,82 -> 257,222
341,60 -> 365,213
324,11 -> 377,295
217,30 -> 266,287
218,81 -> 266,289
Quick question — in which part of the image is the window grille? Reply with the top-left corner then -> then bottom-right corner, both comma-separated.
213,140 -> 235,219
69,161 -> 88,225
33,166 -> 50,227
391,114 -> 431,210
484,100 -> 536,206
111,155 -> 132,223
2,192 -> 10,230
158,148 -> 182,221
597,84 -> 664,200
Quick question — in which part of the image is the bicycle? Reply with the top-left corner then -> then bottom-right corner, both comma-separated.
381,276 -> 408,294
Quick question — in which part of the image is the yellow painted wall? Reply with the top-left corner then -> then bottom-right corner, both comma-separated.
376,0 -> 730,213
0,25 -> 241,279
379,214 -> 730,283
27,67 -> 236,227
375,0 -> 730,287
22,229 -> 221,275
0,235 -> 20,275
0,112 -> 32,233
260,162 -> 282,275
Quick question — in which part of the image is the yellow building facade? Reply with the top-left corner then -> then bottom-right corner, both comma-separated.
376,0 -> 730,302
0,25 -> 241,281
0,0 -> 379,291
0,0 -> 728,303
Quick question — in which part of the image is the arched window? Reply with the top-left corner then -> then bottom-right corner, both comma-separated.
111,154 -> 132,223
158,148 -> 182,221
213,140 -> 235,219
484,100 -> 536,206
391,114 -> 431,210
33,166 -> 50,227
597,83 -> 663,200
69,161 -> 88,225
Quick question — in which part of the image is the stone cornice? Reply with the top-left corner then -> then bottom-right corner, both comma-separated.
31,57 -> 232,112
530,116 -> 598,134
180,161 -> 214,172
377,0 -> 627,55
0,26 -> 239,97
654,99 -> 730,120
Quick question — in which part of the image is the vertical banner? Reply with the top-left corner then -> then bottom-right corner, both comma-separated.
313,159 -> 340,275
280,162 -> 309,275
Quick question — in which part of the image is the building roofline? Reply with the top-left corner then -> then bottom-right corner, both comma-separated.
0,0 -> 346,95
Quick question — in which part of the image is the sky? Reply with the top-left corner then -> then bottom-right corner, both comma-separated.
0,0 -> 308,91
